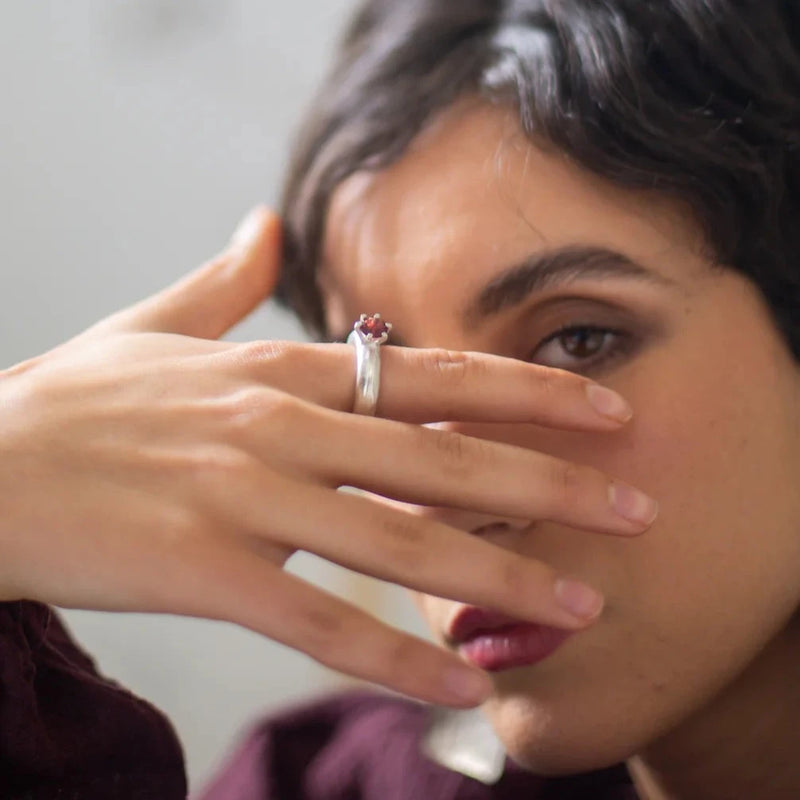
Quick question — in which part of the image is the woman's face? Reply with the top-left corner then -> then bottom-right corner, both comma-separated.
319,101 -> 800,772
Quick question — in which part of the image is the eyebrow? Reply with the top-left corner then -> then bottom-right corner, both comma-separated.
463,245 -> 676,328
328,245 -> 675,346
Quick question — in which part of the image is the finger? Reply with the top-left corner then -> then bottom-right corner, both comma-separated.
91,206 -> 282,339
261,408 -> 657,535
218,340 -> 633,431
161,538 -> 492,708
197,468 -> 605,631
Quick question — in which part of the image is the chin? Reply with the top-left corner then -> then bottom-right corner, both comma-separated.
481,679 -> 651,776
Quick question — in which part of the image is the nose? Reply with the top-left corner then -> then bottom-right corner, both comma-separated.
415,504 -> 537,545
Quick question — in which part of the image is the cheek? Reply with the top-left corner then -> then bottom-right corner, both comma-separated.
478,348 -> 800,770
500,310 -> 800,663
597,319 -> 800,674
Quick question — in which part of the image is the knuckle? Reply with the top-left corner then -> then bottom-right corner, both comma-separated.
191,448 -> 253,486
418,348 -> 472,386
223,387 -> 300,432
548,459 -> 586,506
421,427 -> 480,480
150,518 -> 224,590
269,341 -> 324,376
234,338 -> 298,366
373,634 -> 423,675
298,608 -> 352,667
532,365 -> 559,398
378,514 -> 428,573
157,504 -> 205,548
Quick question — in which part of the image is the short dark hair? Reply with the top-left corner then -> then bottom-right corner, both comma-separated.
276,0 -> 800,361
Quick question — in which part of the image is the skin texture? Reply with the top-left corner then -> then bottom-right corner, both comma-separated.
320,100 -> 800,799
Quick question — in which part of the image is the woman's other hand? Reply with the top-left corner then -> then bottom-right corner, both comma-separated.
0,207 -> 657,707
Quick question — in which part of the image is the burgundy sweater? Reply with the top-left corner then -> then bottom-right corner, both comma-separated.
0,601 -> 638,799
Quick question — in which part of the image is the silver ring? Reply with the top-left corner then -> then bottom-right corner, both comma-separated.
347,313 -> 392,416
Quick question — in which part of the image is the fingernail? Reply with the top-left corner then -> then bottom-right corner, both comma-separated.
230,206 -> 266,249
443,666 -> 492,704
585,384 -> 633,423
609,482 -> 659,526
555,577 -> 604,621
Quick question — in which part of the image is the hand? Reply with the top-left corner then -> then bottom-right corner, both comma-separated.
0,207 -> 657,707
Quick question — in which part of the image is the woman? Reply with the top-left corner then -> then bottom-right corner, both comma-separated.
205,0 -> 800,796
1,0 -> 798,798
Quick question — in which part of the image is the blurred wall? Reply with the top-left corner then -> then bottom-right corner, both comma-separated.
0,1 -> 429,790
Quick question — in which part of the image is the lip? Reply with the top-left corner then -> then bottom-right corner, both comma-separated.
447,606 -> 575,672
447,607 -> 529,644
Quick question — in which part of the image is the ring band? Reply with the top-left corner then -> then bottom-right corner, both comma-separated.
347,313 -> 392,415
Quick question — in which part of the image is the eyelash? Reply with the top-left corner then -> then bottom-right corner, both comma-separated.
529,324 -> 634,373
331,324 -> 636,373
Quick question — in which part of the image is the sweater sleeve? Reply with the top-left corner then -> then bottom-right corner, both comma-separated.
0,601 -> 187,800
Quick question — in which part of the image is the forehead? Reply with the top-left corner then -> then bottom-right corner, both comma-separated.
320,100 -> 703,338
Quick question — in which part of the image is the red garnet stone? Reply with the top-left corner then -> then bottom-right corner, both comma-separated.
357,314 -> 389,340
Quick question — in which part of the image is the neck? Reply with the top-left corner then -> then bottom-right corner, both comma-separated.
626,616 -> 800,800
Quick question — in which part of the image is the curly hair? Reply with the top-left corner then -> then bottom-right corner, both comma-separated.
276,0 -> 800,361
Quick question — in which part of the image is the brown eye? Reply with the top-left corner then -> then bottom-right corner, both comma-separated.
529,325 -> 633,373
560,328 -> 607,358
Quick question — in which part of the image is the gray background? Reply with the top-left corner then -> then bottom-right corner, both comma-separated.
0,1 -> 429,790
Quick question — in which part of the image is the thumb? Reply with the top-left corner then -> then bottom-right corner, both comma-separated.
94,206 -> 282,340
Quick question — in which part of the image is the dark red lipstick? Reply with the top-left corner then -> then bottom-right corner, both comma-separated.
447,607 -> 574,672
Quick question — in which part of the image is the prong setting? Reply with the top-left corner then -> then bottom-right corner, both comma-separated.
353,313 -> 392,345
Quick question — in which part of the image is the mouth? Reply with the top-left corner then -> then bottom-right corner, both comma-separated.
447,606 -> 575,672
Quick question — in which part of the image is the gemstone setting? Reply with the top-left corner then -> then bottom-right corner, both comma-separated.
355,313 -> 391,342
